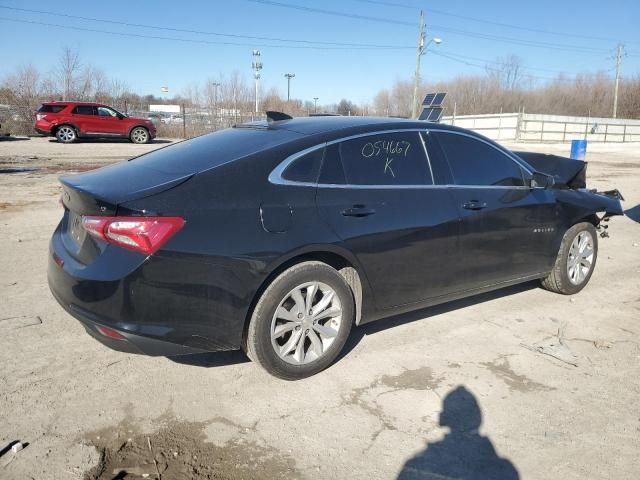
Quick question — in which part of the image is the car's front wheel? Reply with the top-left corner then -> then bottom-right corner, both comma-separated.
55,125 -> 77,143
245,261 -> 354,380
130,126 -> 150,144
541,222 -> 598,295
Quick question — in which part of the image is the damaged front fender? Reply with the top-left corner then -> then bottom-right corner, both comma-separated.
555,188 -> 624,238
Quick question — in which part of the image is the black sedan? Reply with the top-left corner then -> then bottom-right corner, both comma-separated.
48,114 -> 623,379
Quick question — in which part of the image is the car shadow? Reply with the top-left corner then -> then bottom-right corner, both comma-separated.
397,386 -> 519,479
339,281 -> 538,361
168,281 -> 538,369
166,349 -> 250,368
0,136 -> 31,142
624,204 -> 640,224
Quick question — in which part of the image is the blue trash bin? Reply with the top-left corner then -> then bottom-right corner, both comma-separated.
570,139 -> 587,160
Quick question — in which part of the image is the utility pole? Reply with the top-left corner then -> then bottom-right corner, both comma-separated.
313,97 -> 319,113
284,73 -> 295,102
613,43 -> 625,118
411,10 -> 425,119
252,50 -> 263,115
211,81 -> 220,128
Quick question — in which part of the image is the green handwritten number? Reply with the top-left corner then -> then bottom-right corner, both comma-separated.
384,157 -> 395,177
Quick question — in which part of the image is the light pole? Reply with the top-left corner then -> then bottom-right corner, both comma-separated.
284,73 -> 295,102
252,50 -> 263,115
313,97 -> 319,113
411,11 -> 442,118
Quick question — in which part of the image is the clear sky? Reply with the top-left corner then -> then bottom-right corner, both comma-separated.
1,0 -> 638,104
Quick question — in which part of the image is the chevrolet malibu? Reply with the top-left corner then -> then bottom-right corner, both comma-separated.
48,114 -> 623,379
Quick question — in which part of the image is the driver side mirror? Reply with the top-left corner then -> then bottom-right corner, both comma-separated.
529,172 -> 555,189
117,113 -> 125,120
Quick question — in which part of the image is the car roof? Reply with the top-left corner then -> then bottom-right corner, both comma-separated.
42,101 -> 106,106
240,115 -> 462,136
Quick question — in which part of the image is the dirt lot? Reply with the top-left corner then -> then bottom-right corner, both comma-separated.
1,136 -> 639,480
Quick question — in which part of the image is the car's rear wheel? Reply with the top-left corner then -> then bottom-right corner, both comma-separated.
541,222 -> 598,295
130,127 -> 150,144
245,261 -> 354,380
55,125 -> 77,143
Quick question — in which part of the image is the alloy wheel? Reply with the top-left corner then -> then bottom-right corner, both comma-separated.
131,127 -> 148,143
57,126 -> 76,142
567,230 -> 594,285
270,281 -> 343,365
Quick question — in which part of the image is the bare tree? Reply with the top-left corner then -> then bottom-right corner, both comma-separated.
487,55 -> 524,90
58,47 -> 82,101
336,99 -> 358,116
373,89 -> 391,116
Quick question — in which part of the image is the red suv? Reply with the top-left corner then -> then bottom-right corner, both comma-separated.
34,102 -> 156,144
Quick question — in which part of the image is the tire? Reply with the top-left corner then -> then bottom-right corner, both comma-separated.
55,125 -> 77,143
130,126 -> 150,144
245,261 -> 354,380
541,222 -> 598,295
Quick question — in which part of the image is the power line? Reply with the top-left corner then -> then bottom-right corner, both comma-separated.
351,0 -> 634,44
0,16 -> 412,50
248,0 -> 414,26
247,0 -> 610,54
434,50 -> 603,75
0,5 -> 412,49
431,51 -> 584,82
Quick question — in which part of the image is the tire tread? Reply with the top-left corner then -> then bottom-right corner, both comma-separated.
541,222 -> 598,295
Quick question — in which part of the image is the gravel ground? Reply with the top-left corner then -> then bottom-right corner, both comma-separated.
0,136 -> 639,480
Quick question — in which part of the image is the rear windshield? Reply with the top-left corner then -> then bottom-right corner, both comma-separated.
129,127 -> 303,174
38,104 -> 66,113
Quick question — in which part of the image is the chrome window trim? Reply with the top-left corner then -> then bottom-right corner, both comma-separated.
268,127 -> 534,189
418,131 -> 435,185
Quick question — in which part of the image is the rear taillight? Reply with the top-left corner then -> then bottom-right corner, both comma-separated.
95,325 -> 126,340
81,216 -> 185,255
36,113 -> 47,121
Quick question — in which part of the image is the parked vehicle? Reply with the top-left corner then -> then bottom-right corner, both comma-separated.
0,119 -> 9,137
34,102 -> 156,144
145,113 -> 164,127
161,115 -> 183,125
48,113 -> 623,379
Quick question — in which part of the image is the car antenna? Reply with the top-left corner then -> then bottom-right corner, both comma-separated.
266,111 -> 293,123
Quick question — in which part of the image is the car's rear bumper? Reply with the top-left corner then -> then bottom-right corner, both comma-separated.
49,285 -> 208,356
48,224 -> 248,356
34,119 -> 53,135
34,128 -> 50,136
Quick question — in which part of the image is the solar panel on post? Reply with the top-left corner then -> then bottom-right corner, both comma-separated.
419,92 -> 447,123
433,93 -> 446,106
427,107 -> 443,122
422,93 -> 437,107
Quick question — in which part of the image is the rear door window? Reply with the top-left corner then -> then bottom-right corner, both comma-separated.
282,147 -> 324,183
72,105 -> 96,115
336,132 -> 433,186
433,132 -> 525,187
38,104 -> 66,113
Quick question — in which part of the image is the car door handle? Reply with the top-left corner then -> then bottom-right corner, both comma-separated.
341,205 -> 376,217
462,200 -> 488,211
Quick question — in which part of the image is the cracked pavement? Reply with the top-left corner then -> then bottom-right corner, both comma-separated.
1,138 -> 639,479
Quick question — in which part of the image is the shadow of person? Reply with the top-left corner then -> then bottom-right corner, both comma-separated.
398,386 -> 519,480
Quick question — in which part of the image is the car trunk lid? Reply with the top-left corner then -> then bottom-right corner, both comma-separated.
59,162 -> 192,264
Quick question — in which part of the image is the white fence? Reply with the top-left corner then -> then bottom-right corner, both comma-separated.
440,112 -> 640,143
